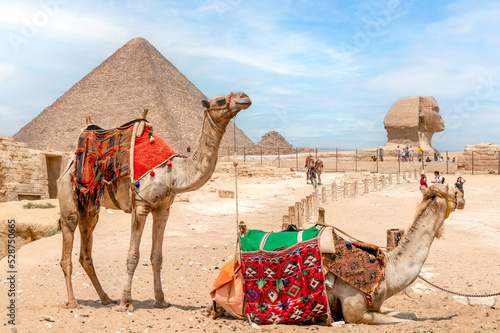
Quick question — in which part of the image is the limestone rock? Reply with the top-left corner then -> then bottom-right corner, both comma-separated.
459,142 -> 500,173
382,96 -> 444,153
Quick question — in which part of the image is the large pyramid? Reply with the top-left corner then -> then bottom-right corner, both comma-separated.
14,38 -> 254,153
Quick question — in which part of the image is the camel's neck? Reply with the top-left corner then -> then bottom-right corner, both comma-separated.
383,199 -> 446,297
172,112 -> 226,193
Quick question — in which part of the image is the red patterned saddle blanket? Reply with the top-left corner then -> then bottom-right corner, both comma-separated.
241,238 -> 330,325
322,233 -> 385,296
73,120 -> 176,210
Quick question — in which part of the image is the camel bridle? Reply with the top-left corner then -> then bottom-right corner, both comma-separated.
203,92 -> 234,134
426,188 -> 458,219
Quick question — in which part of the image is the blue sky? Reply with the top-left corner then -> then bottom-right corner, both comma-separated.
1,0 -> 499,150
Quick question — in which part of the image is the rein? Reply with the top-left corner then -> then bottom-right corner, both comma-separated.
426,189 -> 457,219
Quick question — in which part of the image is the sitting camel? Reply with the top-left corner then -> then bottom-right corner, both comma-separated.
57,92 -> 251,311
214,184 -> 464,325
325,184 -> 465,324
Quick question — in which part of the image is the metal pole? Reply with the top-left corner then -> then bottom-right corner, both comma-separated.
446,150 -> 448,174
278,147 -> 280,168
472,151 -> 474,175
376,148 -> 379,173
228,147 -> 230,162
422,152 -> 424,171
398,155 -> 401,174
315,148 -> 318,160
336,148 -> 338,172
244,146 -> 246,164
296,148 -> 298,171
355,149 -> 358,172
260,147 -> 263,165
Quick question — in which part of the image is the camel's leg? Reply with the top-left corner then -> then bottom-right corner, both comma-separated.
151,203 -> 173,309
117,204 -> 151,312
78,211 -> 115,305
341,295 -> 413,324
60,212 -> 80,309
380,306 -> 418,320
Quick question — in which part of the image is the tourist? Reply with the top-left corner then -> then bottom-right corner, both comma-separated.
420,174 -> 428,188
378,147 -> 384,162
425,157 -> 431,162
431,171 -> 443,184
455,177 -> 466,193
418,146 -> 423,162
452,157 -> 456,163
310,167 -> 317,188
409,146 -> 414,162
434,150 -> 439,161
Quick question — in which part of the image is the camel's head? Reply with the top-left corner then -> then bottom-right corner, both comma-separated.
201,92 -> 252,129
420,184 -> 466,213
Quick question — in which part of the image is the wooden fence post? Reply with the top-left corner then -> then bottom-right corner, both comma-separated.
317,207 -> 325,225
373,176 -> 378,191
389,173 -> 393,185
295,202 -> 301,228
288,206 -> 295,225
343,181 -> 349,198
282,215 -> 290,230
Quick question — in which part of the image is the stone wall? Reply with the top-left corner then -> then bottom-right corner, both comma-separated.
0,135 -> 70,202
459,143 -> 500,173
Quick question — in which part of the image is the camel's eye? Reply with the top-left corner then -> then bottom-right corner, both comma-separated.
217,99 -> 226,106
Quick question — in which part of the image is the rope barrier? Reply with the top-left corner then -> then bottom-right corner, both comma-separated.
417,275 -> 500,298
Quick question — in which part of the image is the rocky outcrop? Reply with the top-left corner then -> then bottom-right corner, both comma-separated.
248,131 -> 294,155
459,143 -> 500,173
383,96 -> 444,153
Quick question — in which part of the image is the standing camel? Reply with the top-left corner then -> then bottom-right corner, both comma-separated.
315,159 -> 323,185
57,92 -> 251,311
325,184 -> 465,324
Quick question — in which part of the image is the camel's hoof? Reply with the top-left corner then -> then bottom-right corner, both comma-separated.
153,300 -> 171,309
66,301 -> 82,309
101,297 -> 117,306
116,303 -> 134,312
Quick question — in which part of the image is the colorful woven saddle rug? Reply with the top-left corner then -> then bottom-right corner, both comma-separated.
322,233 -> 385,298
240,226 -> 331,325
73,119 -> 177,210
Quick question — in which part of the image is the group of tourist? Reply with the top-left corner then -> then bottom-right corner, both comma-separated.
420,171 -> 466,193
396,145 -> 420,162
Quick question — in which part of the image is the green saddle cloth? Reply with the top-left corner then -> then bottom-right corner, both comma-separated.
241,225 -> 323,252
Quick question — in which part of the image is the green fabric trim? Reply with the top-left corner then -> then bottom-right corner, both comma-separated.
240,225 -> 323,252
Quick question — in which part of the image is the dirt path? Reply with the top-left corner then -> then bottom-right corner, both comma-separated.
1,172 -> 499,332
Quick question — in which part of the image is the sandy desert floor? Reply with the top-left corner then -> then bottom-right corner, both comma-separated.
1,170 -> 499,333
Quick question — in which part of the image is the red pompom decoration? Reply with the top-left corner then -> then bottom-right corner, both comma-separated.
167,160 -> 172,167
150,170 -> 155,177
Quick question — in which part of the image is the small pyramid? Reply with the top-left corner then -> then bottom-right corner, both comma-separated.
13,37 -> 254,152
249,131 -> 294,154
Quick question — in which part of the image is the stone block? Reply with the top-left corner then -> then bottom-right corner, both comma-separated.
218,190 -> 235,199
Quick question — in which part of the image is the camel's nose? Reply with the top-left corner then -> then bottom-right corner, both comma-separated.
234,92 -> 252,108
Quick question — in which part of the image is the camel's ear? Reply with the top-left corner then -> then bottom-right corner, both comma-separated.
201,100 -> 210,108
420,185 -> 428,196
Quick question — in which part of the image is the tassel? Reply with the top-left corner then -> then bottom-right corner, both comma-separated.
134,181 -> 140,188
167,160 -> 172,167
150,170 -> 155,177
148,131 -> 154,143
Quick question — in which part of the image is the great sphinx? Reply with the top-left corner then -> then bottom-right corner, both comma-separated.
382,96 -> 444,153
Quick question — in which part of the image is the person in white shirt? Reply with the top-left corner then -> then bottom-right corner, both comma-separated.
431,171 -> 443,184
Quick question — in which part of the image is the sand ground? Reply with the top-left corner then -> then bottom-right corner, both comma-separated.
1,171 -> 499,333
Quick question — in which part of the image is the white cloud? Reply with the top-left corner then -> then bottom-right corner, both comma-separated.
0,1 -> 129,42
